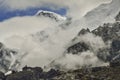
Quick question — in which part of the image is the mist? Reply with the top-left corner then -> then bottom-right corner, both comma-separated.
0,0 -> 113,71
1,19 -> 109,70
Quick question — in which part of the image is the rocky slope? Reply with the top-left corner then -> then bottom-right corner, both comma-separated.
0,59 -> 119,80
66,11 -> 120,63
0,1 -> 120,80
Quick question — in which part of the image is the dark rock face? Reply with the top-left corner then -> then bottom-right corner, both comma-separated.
45,69 -> 60,79
91,67 -> 103,72
0,42 -> 18,72
78,28 -> 90,35
6,71 -> 36,80
5,67 -> 61,80
110,60 -> 120,67
115,11 -> 120,21
22,66 -> 43,80
67,42 -> 89,54
92,23 -> 120,42
22,66 -> 43,73
111,39 -> 120,52
0,71 -> 5,80
37,12 -> 58,21
6,66 -> 42,80
36,11 -> 63,22
92,22 -> 120,62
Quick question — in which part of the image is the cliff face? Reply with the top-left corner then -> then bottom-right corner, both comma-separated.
115,11 -> 120,21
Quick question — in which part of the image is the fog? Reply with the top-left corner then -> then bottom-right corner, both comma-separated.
0,0 -> 113,71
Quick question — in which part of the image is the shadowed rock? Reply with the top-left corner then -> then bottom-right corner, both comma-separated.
67,42 -> 89,54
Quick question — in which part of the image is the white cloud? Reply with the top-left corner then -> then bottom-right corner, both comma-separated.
0,16 -> 58,41
77,33 -> 106,52
51,51 -> 108,70
0,0 -> 112,70
0,14 -> 79,70
49,33 -> 109,70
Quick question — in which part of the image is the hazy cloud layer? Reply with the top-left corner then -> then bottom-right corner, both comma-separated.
0,0 -> 112,71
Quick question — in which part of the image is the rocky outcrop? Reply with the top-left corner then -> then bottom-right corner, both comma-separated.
78,28 -> 90,35
115,11 -> 120,21
36,10 -> 66,22
0,71 -> 5,80
0,42 -> 18,72
67,42 -> 89,54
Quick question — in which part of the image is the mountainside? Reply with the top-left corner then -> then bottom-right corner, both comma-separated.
0,0 -> 120,80
81,0 -> 120,30
68,22 -> 120,61
0,0 -> 120,72
47,11 -> 120,70
0,18 -> 120,79
32,10 -> 72,42
1,11 -> 119,80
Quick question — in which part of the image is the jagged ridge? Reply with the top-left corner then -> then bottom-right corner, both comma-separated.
36,10 -> 66,21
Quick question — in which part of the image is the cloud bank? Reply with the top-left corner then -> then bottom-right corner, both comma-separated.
0,0 -> 112,71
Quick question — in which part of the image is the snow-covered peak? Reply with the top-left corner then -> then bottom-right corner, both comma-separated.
36,10 -> 67,21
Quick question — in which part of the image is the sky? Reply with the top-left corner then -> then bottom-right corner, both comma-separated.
0,7 -> 67,21
0,0 -> 111,21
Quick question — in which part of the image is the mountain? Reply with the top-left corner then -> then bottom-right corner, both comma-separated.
0,10 -> 73,72
32,10 -> 73,42
48,10 -> 120,70
65,12 -> 120,63
0,0 -> 120,76
81,0 -> 120,30
36,10 -> 67,22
